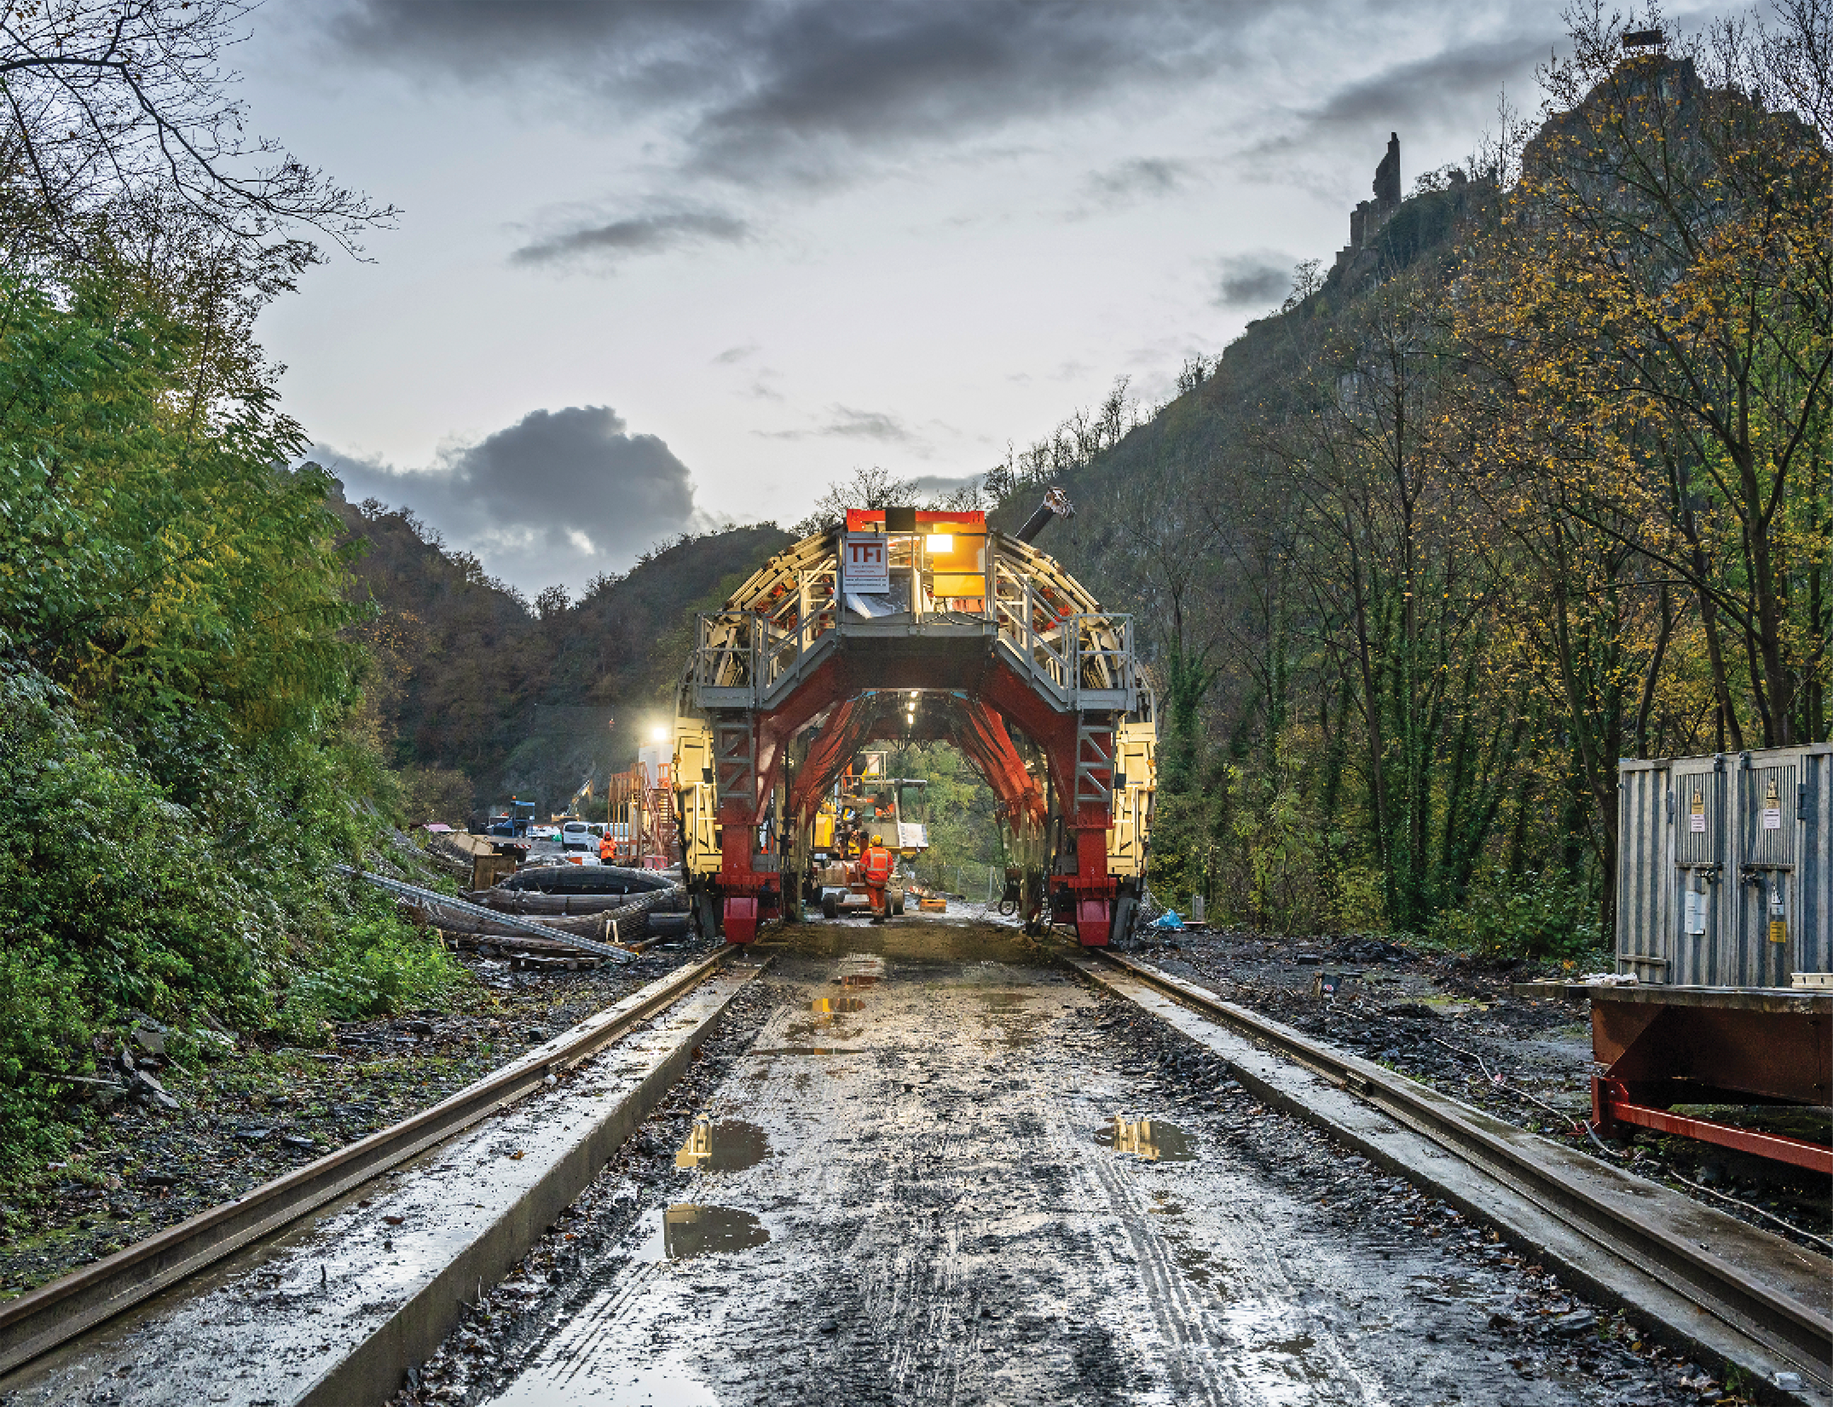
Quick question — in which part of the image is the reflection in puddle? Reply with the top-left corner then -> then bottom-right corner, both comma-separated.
674,1118 -> 769,1172
840,974 -> 880,987
642,1204 -> 771,1262
810,996 -> 867,1013
1097,1115 -> 1197,1162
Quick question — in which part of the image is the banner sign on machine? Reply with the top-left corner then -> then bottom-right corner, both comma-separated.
845,534 -> 890,592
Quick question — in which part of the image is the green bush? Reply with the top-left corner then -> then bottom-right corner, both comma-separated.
1432,869 -> 1605,964
289,915 -> 464,1024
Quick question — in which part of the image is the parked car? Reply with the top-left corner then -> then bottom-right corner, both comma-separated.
560,819 -> 593,851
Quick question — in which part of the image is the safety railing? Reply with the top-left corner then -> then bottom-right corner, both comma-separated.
990,555 -> 1134,710
695,547 -> 1140,716
761,597 -> 839,705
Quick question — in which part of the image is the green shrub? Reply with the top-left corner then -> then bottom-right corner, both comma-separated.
1432,869 -> 1605,964
289,915 -> 465,1024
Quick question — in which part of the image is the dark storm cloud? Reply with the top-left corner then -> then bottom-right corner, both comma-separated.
323,406 -> 700,593
1085,157 -> 1189,202
510,211 -> 750,269
328,0 -> 1249,186
1214,252 -> 1293,308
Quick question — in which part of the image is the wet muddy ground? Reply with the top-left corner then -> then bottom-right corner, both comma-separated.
0,936 -> 718,1301
391,919 -> 1728,1407
1133,928 -> 1833,1251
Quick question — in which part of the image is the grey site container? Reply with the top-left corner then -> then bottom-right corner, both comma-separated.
1617,743 -> 1832,987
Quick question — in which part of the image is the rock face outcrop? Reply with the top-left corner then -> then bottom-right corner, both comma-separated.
1335,132 -> 1401,273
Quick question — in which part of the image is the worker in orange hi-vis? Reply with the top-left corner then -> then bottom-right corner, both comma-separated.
861,832 -> 895,923
598,829 -> 616,863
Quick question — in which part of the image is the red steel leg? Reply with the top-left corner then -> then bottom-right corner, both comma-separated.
1075,897 -> 1111,946
723,896 -> 758,945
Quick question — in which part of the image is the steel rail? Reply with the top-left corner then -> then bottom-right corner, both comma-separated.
1085,948 -> 1833,1387
0,948 -> 732,1376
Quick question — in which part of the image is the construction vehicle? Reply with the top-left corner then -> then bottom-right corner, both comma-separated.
487,798 -> 537,839
672,492 -> 1156,946
804,758 -> 929,918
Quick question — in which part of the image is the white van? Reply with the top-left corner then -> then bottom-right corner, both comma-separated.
561,820 -> 593,851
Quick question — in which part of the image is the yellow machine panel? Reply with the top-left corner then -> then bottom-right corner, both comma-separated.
1107,719 -> 1156,878
673,720 -> 720,875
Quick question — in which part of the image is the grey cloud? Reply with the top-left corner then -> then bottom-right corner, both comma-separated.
511,211 -> 749,269
1085,157 -> 1189,202
323,405 -> 700,595
329,1 -> 1255,187
759,406 -> 917,444
713,343 -> 761,364
907,471 -> 984,498
1245,29 -> 1558,164
1214,251 -> 1293,308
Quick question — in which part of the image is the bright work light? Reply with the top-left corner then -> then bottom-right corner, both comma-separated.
924,534 -> 953,552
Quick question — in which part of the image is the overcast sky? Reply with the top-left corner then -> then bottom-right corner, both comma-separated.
237,0 -> 1677,596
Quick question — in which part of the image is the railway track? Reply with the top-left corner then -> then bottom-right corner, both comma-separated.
2,920 -> 1824,1406
1072,947 -> 1832,1399
0,947 -> 761,1392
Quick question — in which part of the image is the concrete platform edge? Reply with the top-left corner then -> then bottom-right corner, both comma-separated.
296,959 -> 768,1407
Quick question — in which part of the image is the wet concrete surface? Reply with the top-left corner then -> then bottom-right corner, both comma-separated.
409,920 -> 1725,1407
0,959 -> 762,1406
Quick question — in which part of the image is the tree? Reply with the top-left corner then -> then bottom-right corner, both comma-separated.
790,465 -> 919,537
0,0 -> 393,268
1459,9 -> 1833,747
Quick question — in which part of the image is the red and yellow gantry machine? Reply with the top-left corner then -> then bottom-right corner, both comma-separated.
669,498 -> 1155,945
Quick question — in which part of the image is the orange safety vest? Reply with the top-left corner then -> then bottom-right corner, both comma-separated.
862,845 -> 893,884
599,833 -> 616,861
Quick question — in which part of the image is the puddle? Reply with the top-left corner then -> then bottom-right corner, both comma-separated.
1096,1115 -> 1197,1162
749,1047 -> 864,1056
674,1118 -> 769,1172
810,996 -> 867,1013
489,1346 -> 716,1406
1218,1301 -> 1325,1405
836,953 -> 885,987
639,1204 -> 770,1262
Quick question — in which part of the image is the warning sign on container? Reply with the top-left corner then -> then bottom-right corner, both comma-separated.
1763,778 -> 1783,830
1688,789 -> 1706,833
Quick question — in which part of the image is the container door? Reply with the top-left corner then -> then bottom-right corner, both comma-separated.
1615,762 -> 1673,982
1670,761 -> 1724,985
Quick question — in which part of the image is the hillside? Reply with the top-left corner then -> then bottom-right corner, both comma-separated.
328,481 -> 792,816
